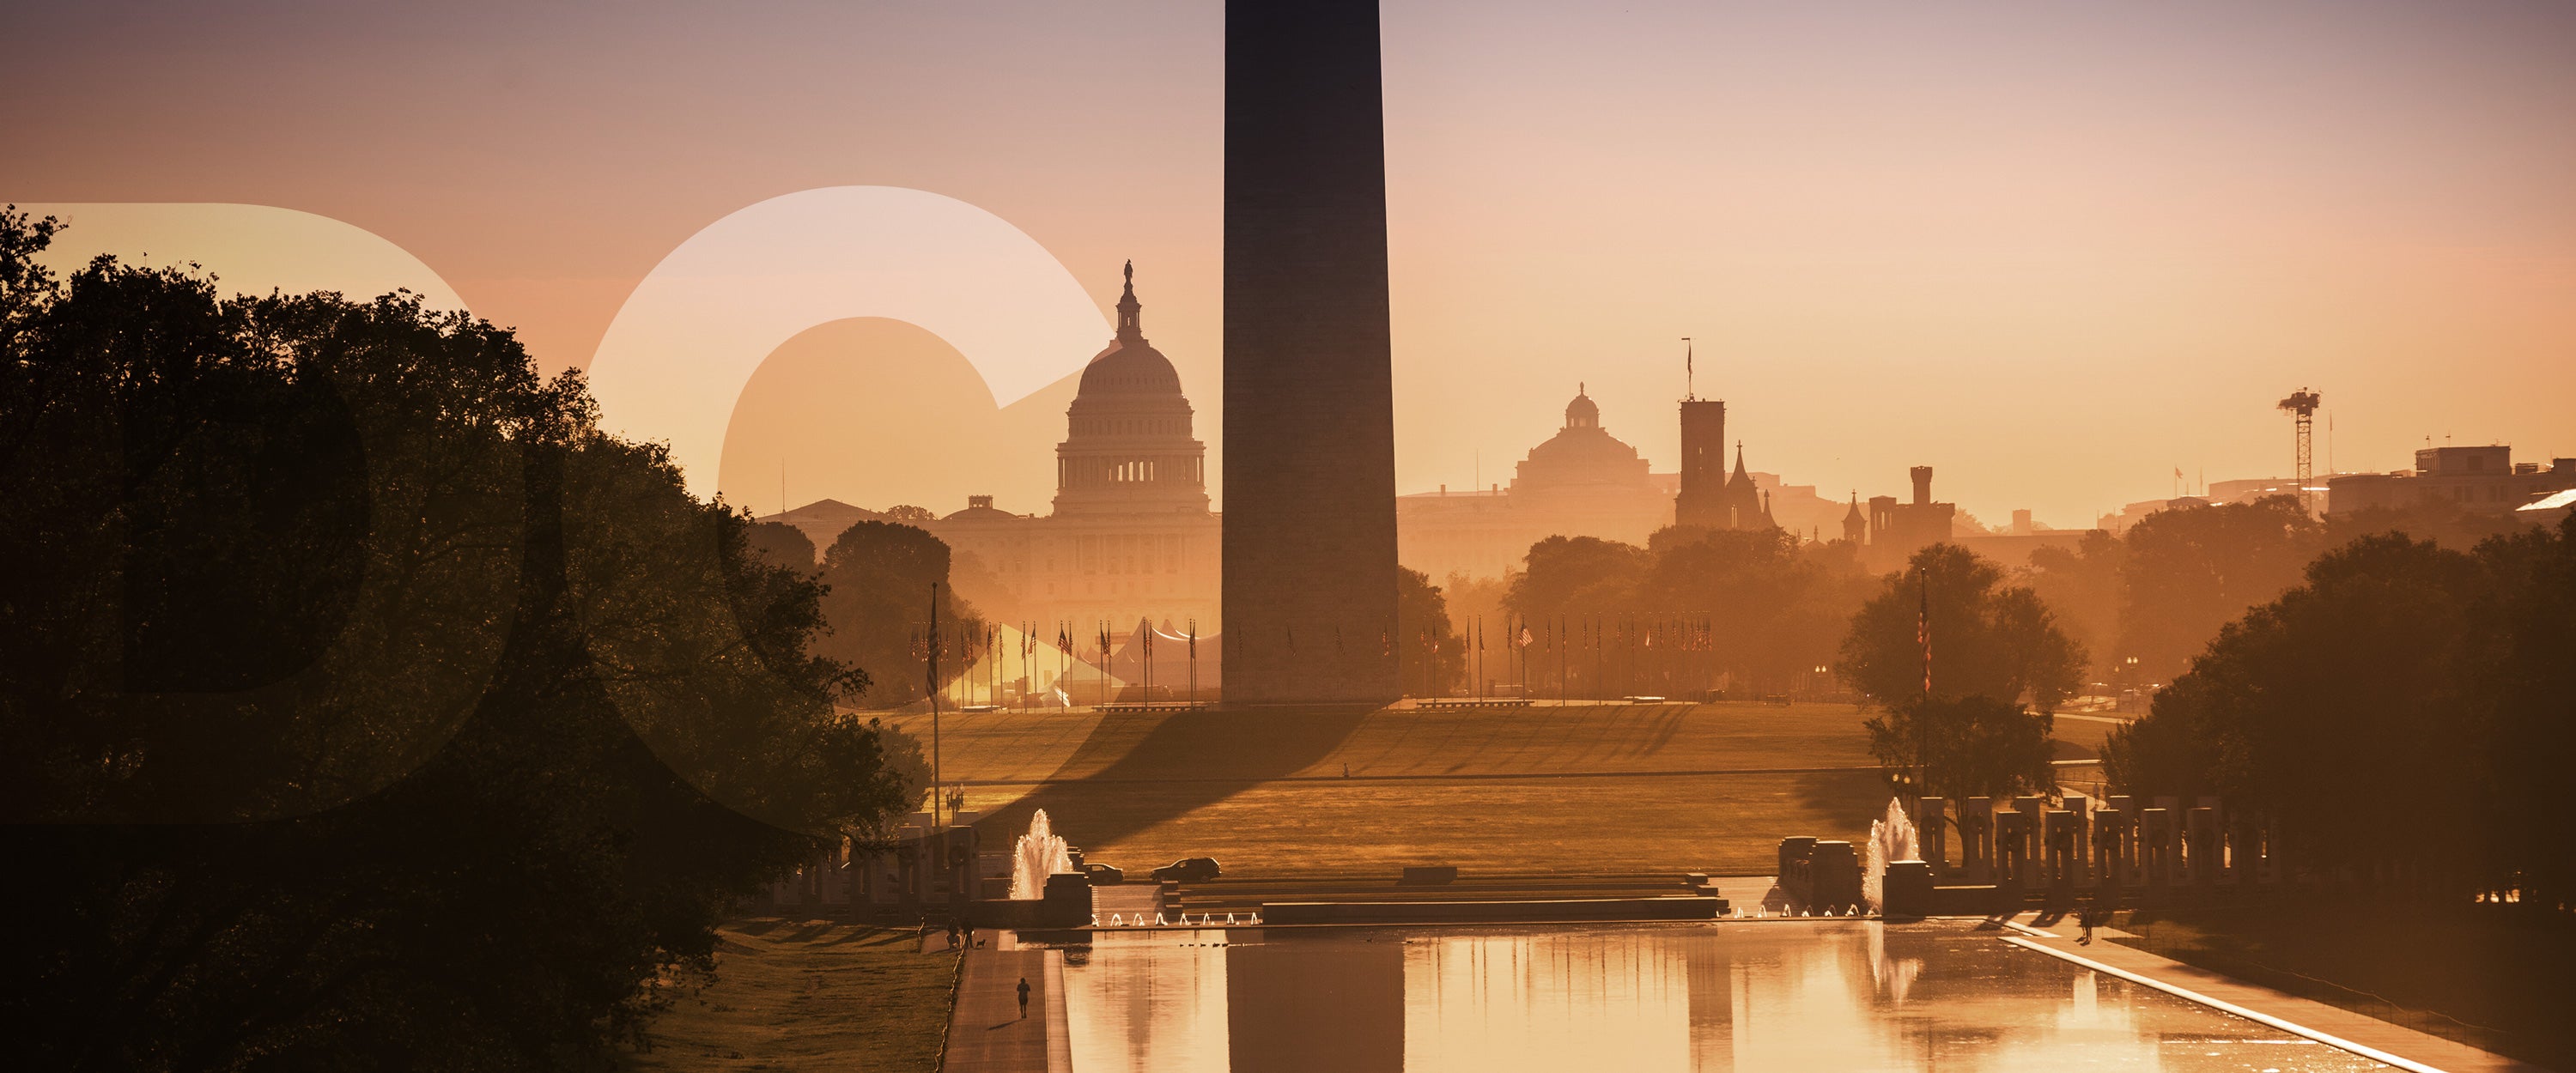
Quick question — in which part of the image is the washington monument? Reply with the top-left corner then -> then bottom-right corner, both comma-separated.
1222,0 -> 1403,706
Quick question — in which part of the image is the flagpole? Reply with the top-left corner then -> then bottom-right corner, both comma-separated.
928,581 -> 942,834
1919,562 -> 1933,795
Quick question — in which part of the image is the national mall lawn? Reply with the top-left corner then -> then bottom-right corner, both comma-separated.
883,700 -> 2123,878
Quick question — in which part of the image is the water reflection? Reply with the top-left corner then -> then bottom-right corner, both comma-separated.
1058,922 -> 2391,1071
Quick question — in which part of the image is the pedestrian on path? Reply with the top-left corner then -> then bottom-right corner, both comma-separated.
1017,977 -> 1031,1019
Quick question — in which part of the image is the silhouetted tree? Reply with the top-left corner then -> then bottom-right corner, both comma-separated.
2020,529 -> 2125,680
743,519 -> 818,571
2116,495 -> 2324,682
1864,694 -> 2057,801
1506,535 -> 1648,619
1636,525 -> 1868,693
2104,520 -> 2576,904
813,520 -> 984,706
1838,544 -> 2085,712
0,209 -> 917,1070
1396,567 -> 1464,694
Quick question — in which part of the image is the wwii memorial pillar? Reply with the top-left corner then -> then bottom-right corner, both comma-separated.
1222,0 -> 1403,706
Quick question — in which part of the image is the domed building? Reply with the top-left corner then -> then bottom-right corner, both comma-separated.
1396,385 -> 1679,580
1510,385 -> 1656,502
1053,263 -> 1210,516
926,263 -> 1222,664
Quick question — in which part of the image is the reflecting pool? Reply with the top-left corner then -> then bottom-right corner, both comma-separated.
1055,922 -> 2391,1072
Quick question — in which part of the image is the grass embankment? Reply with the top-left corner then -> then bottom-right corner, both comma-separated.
626,919 -> 955,1072
2112,902 -> 2576,1070
884,702 -> 1933,876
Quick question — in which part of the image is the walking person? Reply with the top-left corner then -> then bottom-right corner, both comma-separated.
1017,976 -> 1031,1019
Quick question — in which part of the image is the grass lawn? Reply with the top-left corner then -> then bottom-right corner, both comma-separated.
624,919 -> 957,1072
2112,902 -> 2576,1070
878,702 -> 1939,876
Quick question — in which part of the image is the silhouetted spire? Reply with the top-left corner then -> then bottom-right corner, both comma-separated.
1115,259 -> 1144,342
1730,440 -> 1751,485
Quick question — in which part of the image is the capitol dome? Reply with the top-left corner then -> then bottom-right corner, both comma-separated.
1054,262 -> 1208,516
1074,260 -> 1184,397
1076,337 -> 1182,396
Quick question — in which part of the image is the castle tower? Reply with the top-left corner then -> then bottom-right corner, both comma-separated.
1221,0 -> 1401,706
1841,492 -> 1868,543
1674,398 -> 1728,529
1053,263 -> 1208,516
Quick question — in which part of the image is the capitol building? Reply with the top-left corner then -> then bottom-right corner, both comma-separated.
920,264 -> 1223,636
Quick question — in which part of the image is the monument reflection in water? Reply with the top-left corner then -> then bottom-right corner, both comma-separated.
1059,922 -> 2393,1072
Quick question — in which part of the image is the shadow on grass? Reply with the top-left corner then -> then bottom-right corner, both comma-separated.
972,706 -> 1377,859
1793,768 -> 1888,833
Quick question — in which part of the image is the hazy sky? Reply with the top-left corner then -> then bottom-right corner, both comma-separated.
9,0 -> 2572,528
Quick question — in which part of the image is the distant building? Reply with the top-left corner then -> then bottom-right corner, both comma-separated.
1673,395 -> 1771,532
2098,495 -> 2211,534
1864,466 -> 1957,565
927,264 -> 1222,636
767,266 -> 1224,638
1396,386 -> 1672,581
2328,446 -> 2576,517
764,498 -> 889,553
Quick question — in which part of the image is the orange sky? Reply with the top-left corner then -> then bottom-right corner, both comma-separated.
9,1 -> 2572,529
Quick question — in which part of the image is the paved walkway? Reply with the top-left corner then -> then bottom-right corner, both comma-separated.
942,933 -> 1068,1073
2002,912 -> 2546,1072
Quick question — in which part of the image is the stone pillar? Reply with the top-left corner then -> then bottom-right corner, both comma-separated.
2044,809 -> 2076,898
2092,808 -> 2126,904
1995,811 -> 2029,891
1960,797 -> 1993,883
1917,797 -> 1949,877
2184,807 -> 2219,888
2141,808 -> 2174,888
2009,792 -> 2050,880
2062,794 -> 2091,884
1221,0 -> 1404,706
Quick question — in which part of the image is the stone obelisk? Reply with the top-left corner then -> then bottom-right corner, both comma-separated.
1222,0 -> 1401,706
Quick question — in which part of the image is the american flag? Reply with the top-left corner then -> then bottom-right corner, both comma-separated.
1918,568 -> 1932,695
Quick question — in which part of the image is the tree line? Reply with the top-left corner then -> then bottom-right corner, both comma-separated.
2105,519 -> 2576,907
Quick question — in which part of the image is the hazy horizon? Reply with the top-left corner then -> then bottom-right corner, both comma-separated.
9,0 -> 2572,528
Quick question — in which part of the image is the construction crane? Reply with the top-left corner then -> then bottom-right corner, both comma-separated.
2277,388 -> 2323,514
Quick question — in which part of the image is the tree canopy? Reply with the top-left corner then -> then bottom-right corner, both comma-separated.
0,208 -> 920,1069
1500,526 -> 1869,696
1838,544 -> 2086,712
812,519 -> 987,706
2103,520 -> 2576,905
1864,694 -> 2058,801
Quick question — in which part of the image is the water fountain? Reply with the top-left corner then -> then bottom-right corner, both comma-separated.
1861,796 -> 1920,913
1008,809 -> 1076,900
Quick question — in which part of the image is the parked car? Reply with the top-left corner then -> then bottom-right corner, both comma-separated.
1081,863 -> 1125,885
1151,857 -> 1223,883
